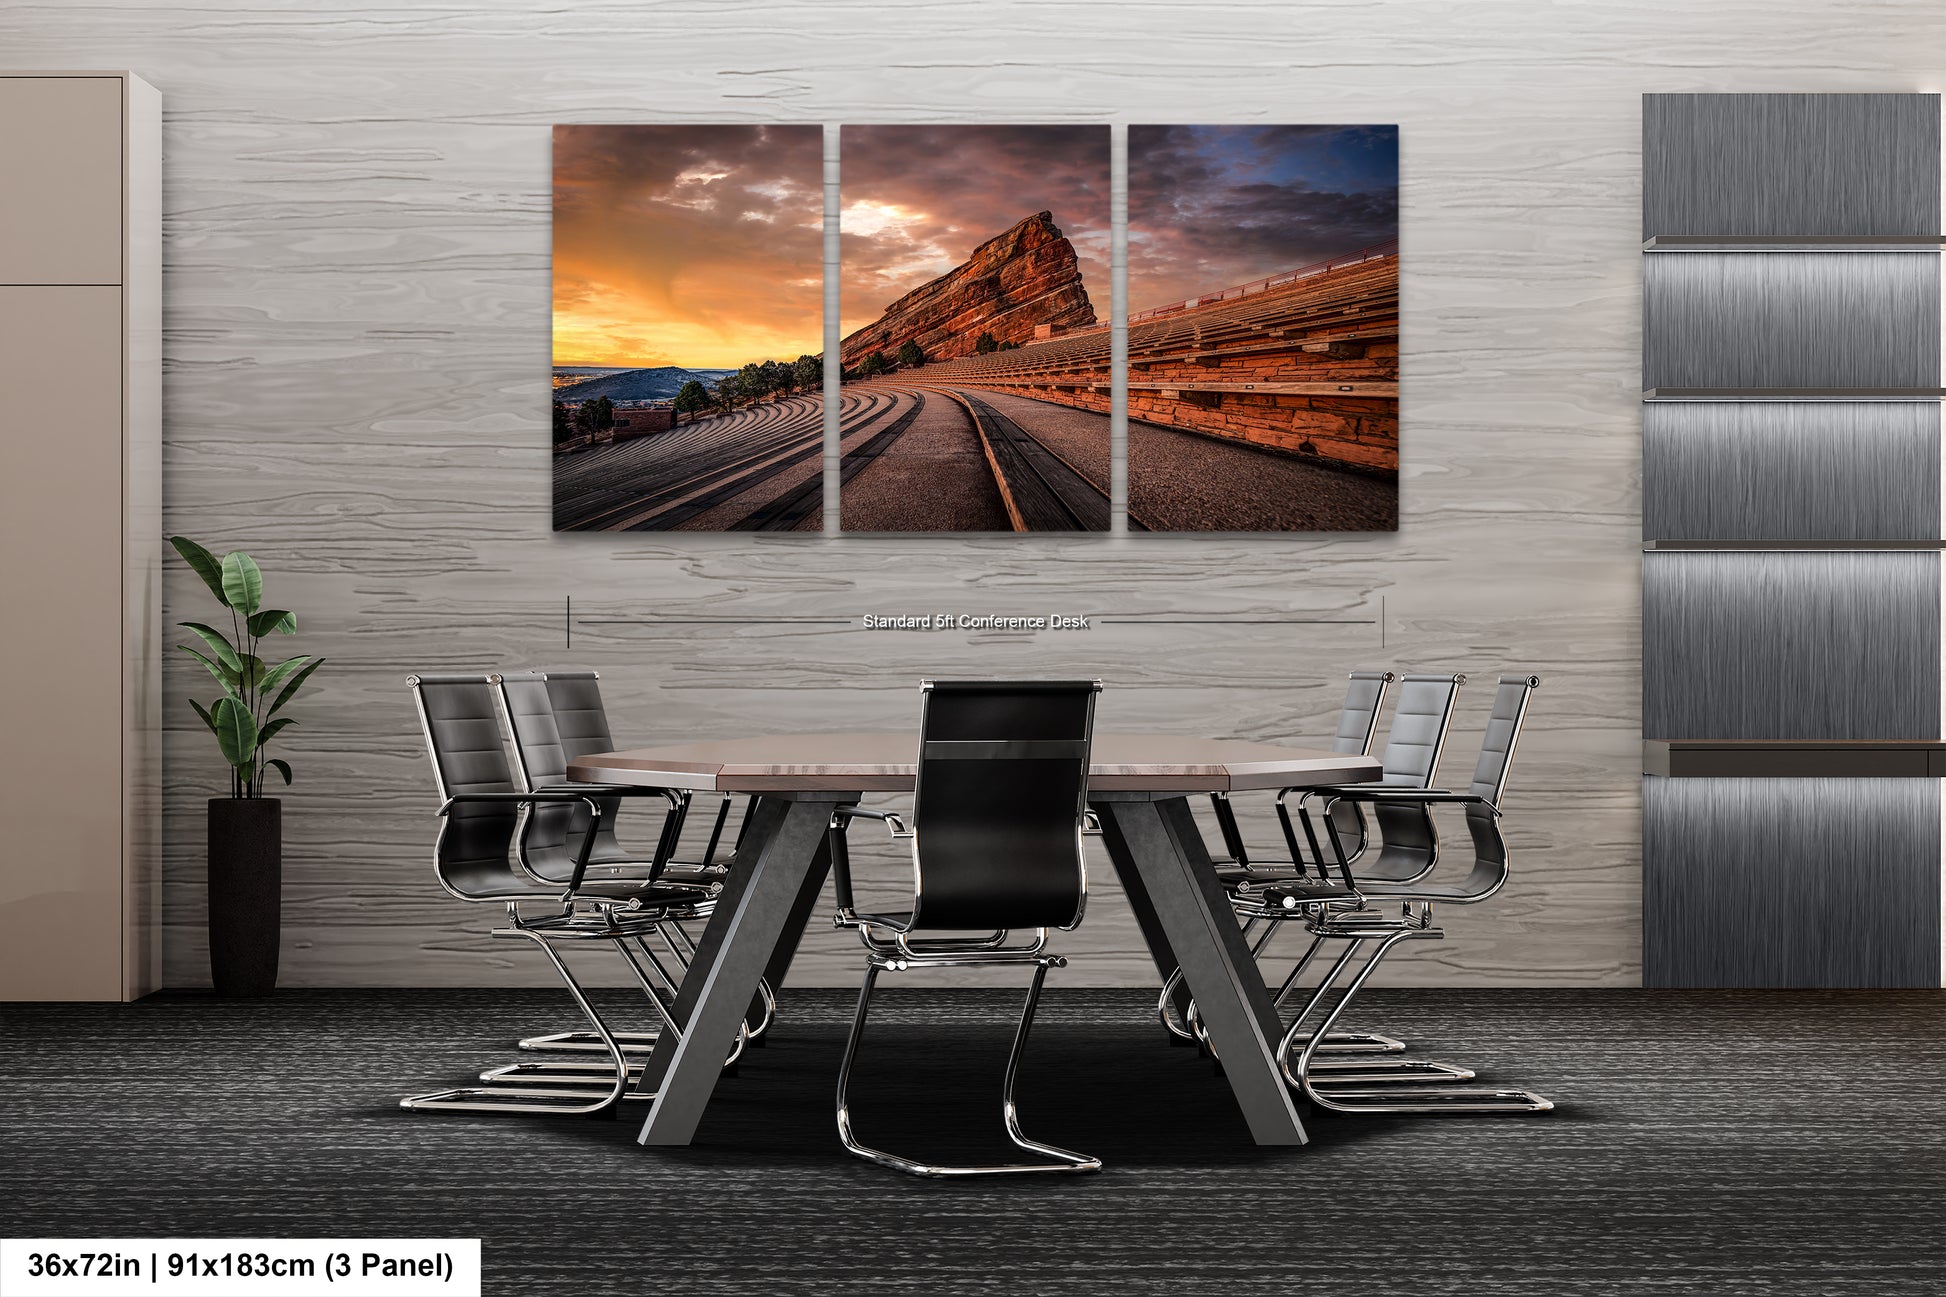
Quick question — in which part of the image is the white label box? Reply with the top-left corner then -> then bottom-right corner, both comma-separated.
0,1239 -> 481,1297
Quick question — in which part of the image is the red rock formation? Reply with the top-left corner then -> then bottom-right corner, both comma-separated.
841,211 -> 1096,367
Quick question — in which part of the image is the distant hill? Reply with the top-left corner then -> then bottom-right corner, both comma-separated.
553,366 -> 732,403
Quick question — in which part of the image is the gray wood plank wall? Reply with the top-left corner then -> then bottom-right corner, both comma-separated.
9,0 -> 1946,988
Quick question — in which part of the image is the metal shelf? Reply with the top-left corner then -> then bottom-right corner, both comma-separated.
1646,739 -> 1946,778
1643,387 -> 1946,402
1643,235 -> 1946,252
1644,539 -> 1946,552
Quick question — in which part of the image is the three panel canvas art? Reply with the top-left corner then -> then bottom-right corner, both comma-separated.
551,124 -> 1399,534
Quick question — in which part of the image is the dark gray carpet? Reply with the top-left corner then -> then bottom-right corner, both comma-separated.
2,987 -> 1942,1295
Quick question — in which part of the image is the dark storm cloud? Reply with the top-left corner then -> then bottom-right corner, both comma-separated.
1128,124 -> 1398,313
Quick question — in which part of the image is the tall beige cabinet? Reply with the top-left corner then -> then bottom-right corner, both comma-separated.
0,72 -> 161,1000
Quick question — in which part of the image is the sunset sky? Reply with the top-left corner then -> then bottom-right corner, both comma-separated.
839,125 -> 1110,333
552,124 -> 823,369
1128,125 -> 1399,313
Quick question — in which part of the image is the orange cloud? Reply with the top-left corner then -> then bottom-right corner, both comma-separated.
552,124 -> 824,369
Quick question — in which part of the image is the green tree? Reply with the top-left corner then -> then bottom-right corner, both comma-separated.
552,401 -> 571,444
859,351 -> 887,376
974,331 -> 998,354
794,353 -> 822,390
896,340 -> 927,368
738,361 -> 767,399
674,380 -> 708,421
574,397 -> 614,433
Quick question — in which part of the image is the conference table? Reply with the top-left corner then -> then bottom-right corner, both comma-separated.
568,732 -> 1379,1148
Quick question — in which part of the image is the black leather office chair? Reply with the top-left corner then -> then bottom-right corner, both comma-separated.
491,670 -> 767,1061
827,679 -> 1103,1177
1275,674 -> 1552,1114
401,673 -> 717,1116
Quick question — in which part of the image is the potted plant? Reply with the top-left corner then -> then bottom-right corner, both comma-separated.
170,537 -> 324,997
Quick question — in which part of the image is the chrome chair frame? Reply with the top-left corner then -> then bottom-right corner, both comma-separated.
399,673 -> 726,1116
826,679 -> 1104,1177
491,669 -> 771,1060
1274,675 -> 1553,1115
1164,670 -> 1435,1058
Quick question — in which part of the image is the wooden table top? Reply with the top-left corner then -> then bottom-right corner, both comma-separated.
567,732 -> 1379,794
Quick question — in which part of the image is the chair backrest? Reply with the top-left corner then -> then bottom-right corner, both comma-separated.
408,673 -> 525,900
1331,670 -> 1395,756
1349,673 -> 1464,884
1469,675 -> 1540,809
494,670 -> 630,883
542,670 -> 617,763
1376,672 -> 1465,787
1324,670 -> 1396,859
1451,674 -> 1541,901
909,680 -> 1099,932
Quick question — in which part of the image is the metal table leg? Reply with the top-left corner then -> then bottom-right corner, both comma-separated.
635,793 -> 852,1146
1093,794 -> 1308,1147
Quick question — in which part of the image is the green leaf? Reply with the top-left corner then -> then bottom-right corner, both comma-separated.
178,644 -> 240,691
266,759 -> 293,786
220,552 -> 263,615
234,654 -> 265,689
210,696 -> 258,768
266,656 -> 323,716
255,716 -> 295,749
169,536 -> 229,606
178,622 -> 242,673
189,698 -> 218,735
257,654 -> 312,695
249,608 -> 296,636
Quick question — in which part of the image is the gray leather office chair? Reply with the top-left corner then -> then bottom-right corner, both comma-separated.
1209,670 -> 1394,880
1275,674 -> 1552,1114
827,680 -> 1103,1177
400,673 -> 719,1115
1166,672 -> 1462,1061
491,670 -> 767,1062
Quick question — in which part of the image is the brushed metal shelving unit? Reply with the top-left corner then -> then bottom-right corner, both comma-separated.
1640,93 -> 1946,988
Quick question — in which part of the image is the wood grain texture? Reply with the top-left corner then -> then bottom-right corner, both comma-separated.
18,0 -> 1946,989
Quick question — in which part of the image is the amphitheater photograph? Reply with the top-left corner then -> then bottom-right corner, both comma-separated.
550,123 -> 828,532
1127,124 -> 1400,532
837,124 -> 1113,532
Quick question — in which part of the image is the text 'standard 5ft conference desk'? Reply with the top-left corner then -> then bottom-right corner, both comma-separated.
568,733 -> 1379,1148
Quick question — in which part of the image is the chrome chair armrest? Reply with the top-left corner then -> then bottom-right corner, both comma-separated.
438,790 -> 631,899
827,805 -> 912,928
1323,787 -> 1502,817
439,789 -> 607,815
832,806 -> 913,838
531,780 -> 686,809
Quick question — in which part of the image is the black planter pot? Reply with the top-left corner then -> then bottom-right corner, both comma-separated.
208,797 -> 282,997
